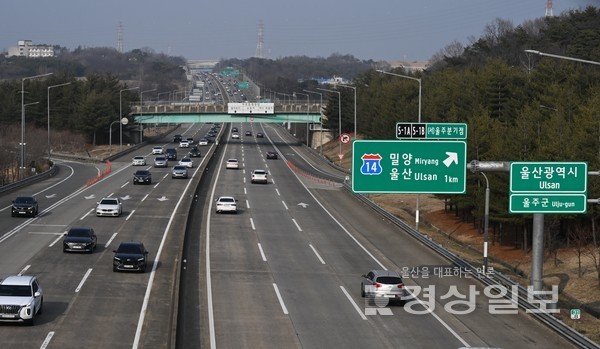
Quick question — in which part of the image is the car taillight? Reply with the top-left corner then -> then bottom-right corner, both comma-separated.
397,283 -> 404,289
374,282 -> 382,288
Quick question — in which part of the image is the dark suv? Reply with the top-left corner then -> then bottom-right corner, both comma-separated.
165,148 -> 177,160
173,134 -> 182,143
11,196 -> 39,217
133,170 -> 152,185
113,241 -> 149,272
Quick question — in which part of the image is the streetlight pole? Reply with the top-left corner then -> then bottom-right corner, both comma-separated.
377,69 -> 423,231
109,120 -> 121,155
295,92 -> 310,146
336,84 -> 357,138
525,49 -> 600,66
47,82 -> 71,160
304,90 -> 323,156
140,88 -> 157,143
480,172 -> 490,274
21,73 -> 53,175
120,86 -> 139,150
317,87 -> 342,166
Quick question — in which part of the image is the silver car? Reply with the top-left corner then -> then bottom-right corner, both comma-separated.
361,270 -> 408,302
0,275 -> 43,325
96,197 -> 122,217
171,165 -> 188,179
251,169 -> 268,184
154,156 -> 168,168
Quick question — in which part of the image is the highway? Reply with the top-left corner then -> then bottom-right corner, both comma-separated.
0,122 -> 581,348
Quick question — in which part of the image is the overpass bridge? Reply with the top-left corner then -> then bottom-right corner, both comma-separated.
131,102 -> 322,124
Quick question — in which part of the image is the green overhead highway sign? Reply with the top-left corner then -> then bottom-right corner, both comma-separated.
352,140 -> 466,194
396,122 -> 467,140
509,194 -> 587,214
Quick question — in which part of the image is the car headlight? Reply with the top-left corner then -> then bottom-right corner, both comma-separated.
137,257 -> 145,262
114,257 -> 121,261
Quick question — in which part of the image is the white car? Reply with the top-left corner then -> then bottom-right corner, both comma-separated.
251,169 -> 268,184
179,140 -> 190,148
178,157 -> 193,168
96,197 -> 122,217
226,158 -> 239,169
215,196 -> 237,214
231,133 -> 240,139
198,138 -> 209,146
152,146 -> 164,155
0,275 -> 43,325
132,156 -> 146,166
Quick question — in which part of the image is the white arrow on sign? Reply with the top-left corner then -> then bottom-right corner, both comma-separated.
120,195 -> 132,201
84,195 -> 95,200
157,196 -> 168,202
298,202 -> 309,208
45,194 -> 56,199
443,152 -> 458,167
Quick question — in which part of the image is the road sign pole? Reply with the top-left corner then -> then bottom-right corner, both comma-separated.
532,213 -> 544,291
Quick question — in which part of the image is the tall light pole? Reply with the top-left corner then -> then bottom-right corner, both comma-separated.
120,86 -> 139,150
21,102 -> 40,173
336,84 -> 357,138
525,49 -> 600,66
317,87 -> 342,166
377,69 -> 423,231
47,82 -> 71,160
21,73 -> 53,174
304,90 -> 323,156
140,88 -> 156,143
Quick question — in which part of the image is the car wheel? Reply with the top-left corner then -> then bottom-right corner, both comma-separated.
361,284 -> 365,298
37,298 -> 43,315
26,314 -> 35,326
113,266 -> 117,272
133,181 -> 137,185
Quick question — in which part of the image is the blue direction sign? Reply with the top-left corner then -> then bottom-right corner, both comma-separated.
352,140 -> 466,194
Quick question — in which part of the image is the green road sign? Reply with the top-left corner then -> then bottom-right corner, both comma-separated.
509,194 -> 587,214
352,140 -> 466,194
396,122 -> 467,140
570,309 -> 581,320
510,162 -> 587,193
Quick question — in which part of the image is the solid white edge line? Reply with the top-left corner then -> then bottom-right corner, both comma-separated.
105,232 -> 118,248
257,243 -> 267,261
39,331 -> 55,349
75,268 -> 93,293
48,234 -> 63,248
292,218 -> 302,232
272,283 -> 289,315
309,244 -> 326,264
132,142 -> 211,349
281,201 -> 288,210
126,209 -> 135,221
275,188 -> 281,196
18,265 -> 31,276
339,286 -> 367,320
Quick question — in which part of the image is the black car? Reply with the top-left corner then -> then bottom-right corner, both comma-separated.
133,170 -> 152,185
232,127 -> 238,132
266,151 -> 278,160
173,134 -> 182,143
256,132 -> 264,138
245,130 -> 252,136
188,147 -> 201,157
63,227 -> 97,253
113,241 -> 149,272
11,196 -> 38,217
165,148 -> 177,160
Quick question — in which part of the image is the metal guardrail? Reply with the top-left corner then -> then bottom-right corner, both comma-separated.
346,183 -> 599,349
0,165 -> 59,195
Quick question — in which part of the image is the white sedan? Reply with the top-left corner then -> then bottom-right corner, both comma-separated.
251,169 -> 268,184
178,157 -> 193,168
132,156 -> 146,166
152,146 -> 164,154
226,159 -> 239,169
215,196 -> 237,214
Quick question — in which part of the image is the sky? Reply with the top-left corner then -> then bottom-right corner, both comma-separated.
2,0 -> 599,62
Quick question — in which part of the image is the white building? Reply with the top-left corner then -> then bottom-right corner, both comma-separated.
7,40 -> 54,58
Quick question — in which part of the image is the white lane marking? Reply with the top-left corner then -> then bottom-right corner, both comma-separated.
271,178 -> 275,185
40,331 -> 55,349
250,218 -> 256,230
29,224 -> 67,227
244,187 -> 247,195
275,188 -> 280,196
49,234 -> 64,248
153,182 -> 160,189
281,201 -> 288,210
257,243 -> 267,261
309,244 -> 326,264
75,268 -> 93,293
272,283 -> 289,315
105,232 -> 118,248
133,142 -> 211,349
80,208 -> 94,220
292,218 -> 302,232
18,265 -> 31,276
108,192 -> 115,197
340,286 -> 367,320
126,210 -> 135,221
246,199 -> 250,209
141,194 -> 149,202
243,177 -> 246,184
121,182 -> 128,188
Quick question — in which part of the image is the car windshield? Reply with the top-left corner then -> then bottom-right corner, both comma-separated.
376,276 -> 402,284
134,157 -> 143,160
15,197 -> 34,204
219,198 -> 234,203
117,244 -> 143,254
68,229 -> 91,238
156,157 -> 166,161
228,159 -> 237,163
254,170 -> 266,175
174,166 -> 185,170
100,199 -> 118,205
136,171 -> 150,175
0,285 -> 32,297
